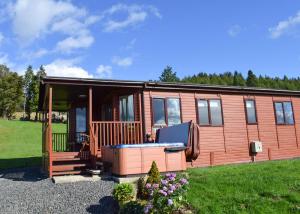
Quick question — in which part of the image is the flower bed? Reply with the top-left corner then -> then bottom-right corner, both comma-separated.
113,161 -> 193,214
144,172 -> 190,213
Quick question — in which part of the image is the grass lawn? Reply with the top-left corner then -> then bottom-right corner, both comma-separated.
187,159 -> 300,214
0,119 -> 66,169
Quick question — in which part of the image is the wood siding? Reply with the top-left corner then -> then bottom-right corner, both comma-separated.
143,90 -> 300,167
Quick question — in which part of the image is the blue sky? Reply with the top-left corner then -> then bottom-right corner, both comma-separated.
0,0 -> 300,80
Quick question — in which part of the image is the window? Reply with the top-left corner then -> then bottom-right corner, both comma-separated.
76,107 -> 86,133
153,98 -> 166,126
152,98 -> 182,126
167,98 -> 181,126
76,107 -> 86,143
274,101 -> 294,125
245,100 -> 257,124
197,99 -> 223,126
119,95 -> 134,121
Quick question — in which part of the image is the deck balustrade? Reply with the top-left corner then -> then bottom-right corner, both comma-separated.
91,121 -> 143,152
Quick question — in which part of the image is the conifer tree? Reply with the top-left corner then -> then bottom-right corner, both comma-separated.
159,66 -> 180,82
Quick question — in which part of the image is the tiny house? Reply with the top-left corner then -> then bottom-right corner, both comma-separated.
38,76 -> 300,177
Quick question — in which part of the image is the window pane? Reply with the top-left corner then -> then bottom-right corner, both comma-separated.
209,100 -> 223,125
119,97 -> 127,121
167,98 -> 181,126
153,99 -> 166,125
283,102 -> 294,124
275,102 -> 284,124
246,100 -> 257,124
76,107 -> 86,133
119,95 -> 134,121
127,95 -> 134,121
198,100 -> 209,125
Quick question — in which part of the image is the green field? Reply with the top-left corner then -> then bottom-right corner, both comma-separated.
0,119 -> 66,169
1,119 -> 300,213
188,159 -> 300,213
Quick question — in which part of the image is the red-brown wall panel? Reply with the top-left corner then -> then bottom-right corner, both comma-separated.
143,89 -> 300,168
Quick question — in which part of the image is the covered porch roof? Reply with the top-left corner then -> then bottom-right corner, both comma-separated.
39,76 -> 145,111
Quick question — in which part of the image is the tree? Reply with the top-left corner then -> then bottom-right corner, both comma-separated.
24,66 -> 35,120
159,66 -> 180,82
233,71 -> 246,86
34,65 -> 46,120
0,69 -> 23,119
0,65 -> 9,78
246,70 -> 258,87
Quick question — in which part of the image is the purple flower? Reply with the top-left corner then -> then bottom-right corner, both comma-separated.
170,173 -> 176,178
169,176 -> 175,181
180,178 -> 188,185
161,179 -> 168,186
169,185 -> 176,191
145,183 -> 152,189
153,183 -> 159,189
159,190 -> 168,196
167,199 -> 173,206
144,203 -> 153,213
166,173 -> 171,177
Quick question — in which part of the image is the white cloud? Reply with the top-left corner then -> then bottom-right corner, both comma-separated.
44,59 -> 93,78
112,56 -> 133,67
22,49 -> 48,59
10,0 -> 84,43
269,11 -> 300,39
227,25 -> 241,37
9,0 -> 98,52
102,4 -> 161,32
55,34 -> 94,53
96,65 -> 112,78
0,52 -> 14,68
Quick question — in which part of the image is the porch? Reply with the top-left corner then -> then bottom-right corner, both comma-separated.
39,78 -> 145,177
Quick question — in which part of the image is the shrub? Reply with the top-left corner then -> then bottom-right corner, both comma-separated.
137,176 -> 148,199
112,183 -> 134,206
146,161 -> 161,184
144,172 -> 190,213
120,201 -> 144,214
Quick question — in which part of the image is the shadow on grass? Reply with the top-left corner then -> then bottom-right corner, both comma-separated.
86,196 -> 119,214
0,157 -> 46,182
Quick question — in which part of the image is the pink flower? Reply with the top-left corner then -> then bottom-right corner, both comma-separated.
153,183 -> 159,189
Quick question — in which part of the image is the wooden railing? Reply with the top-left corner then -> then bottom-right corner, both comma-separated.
52,132 -> 88,152
91,121 -> 143,151
52,133 -> 69,152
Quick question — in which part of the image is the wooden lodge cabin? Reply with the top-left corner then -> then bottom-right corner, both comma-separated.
39,76 -> 300,177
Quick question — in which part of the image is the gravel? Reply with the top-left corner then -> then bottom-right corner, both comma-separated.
0,167 -> 118,214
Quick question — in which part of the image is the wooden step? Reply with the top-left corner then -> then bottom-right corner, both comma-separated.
53,157 -> 81,161
52,170 -> 83,176
52,152 -> 90,161
52,163 -> 89,172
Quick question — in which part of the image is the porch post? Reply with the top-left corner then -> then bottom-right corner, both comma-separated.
48,86 -> 53,177
139,92 -> 144,143
89,87 -> 96,168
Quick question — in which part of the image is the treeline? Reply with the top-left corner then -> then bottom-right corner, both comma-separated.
159,66 -> 300,90
0,64 -> 46,119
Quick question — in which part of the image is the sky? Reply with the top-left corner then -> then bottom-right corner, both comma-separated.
0,0 -> 300,80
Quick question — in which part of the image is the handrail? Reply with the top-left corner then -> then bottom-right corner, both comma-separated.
92,121 -> 141,124
91,121 -> 143,151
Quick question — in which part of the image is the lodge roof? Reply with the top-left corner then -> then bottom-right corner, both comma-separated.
41,76 -> 300,96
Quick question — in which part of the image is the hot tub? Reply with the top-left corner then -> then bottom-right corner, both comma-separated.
101,122 -> 191,176
102,143 -> 186,176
